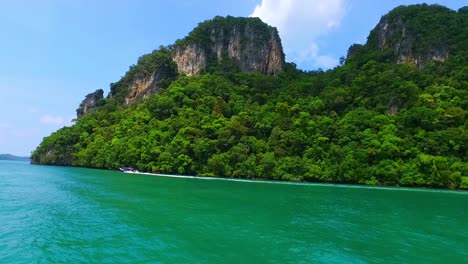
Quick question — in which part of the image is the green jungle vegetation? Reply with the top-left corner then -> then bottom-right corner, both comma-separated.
32,5 -> 468,189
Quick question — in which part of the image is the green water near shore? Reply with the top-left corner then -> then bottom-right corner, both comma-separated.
1,160 -> 467,263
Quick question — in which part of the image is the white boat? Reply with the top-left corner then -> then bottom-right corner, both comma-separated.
119,167 -> 139,173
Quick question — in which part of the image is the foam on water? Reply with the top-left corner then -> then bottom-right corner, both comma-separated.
133,171 -> 468,195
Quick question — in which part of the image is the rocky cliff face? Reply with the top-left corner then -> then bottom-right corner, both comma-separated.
107,47 -> 178,105
123,70 -> 169,104
173,44 -> 207,76
173,16 -> 284,76
364,4 -> 460,68
107,16 -> 285,105
76,89 -> 104,117
373,15 -> 448,68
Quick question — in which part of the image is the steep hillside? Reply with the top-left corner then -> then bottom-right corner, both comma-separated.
103,16 -> 284,106
32,6 -> 468,189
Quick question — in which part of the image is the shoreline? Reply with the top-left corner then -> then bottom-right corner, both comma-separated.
28,162 -> 468,193
123,170 -> 468,195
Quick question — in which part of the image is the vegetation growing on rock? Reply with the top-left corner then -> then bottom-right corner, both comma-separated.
32,5 -> 468,189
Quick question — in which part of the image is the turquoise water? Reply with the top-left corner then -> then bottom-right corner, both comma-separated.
1,160 -> 467,263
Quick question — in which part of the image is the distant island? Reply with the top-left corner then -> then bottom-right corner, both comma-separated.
0,154 -> 30,161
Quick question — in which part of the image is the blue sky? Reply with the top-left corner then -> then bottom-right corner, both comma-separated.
0,0 -> 465,156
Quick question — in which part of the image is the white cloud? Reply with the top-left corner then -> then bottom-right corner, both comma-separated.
250,0 -> 347,69
291,42 -> 339,69
40,114 -> 65,125
251,0 -> 292,35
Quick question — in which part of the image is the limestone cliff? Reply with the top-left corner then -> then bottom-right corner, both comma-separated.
173,16 -> 284,76
372,13 -> 448,67
107,16 -> 285,105
123,69 -> 173,104
360,4 -> 464,68
107,47 -> 178,105
76,89 -> 104,117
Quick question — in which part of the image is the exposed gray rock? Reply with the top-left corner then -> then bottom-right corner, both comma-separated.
365,5 -> 456,69
76,89 -> 104,117
375,16 -> 448,68
103,17 -> 286,105
173,44 -> 207,76
173,17 -> 284,76
123,69 -> 169,104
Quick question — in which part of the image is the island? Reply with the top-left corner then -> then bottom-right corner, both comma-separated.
0,154 -> 30,162
31,4 -> 468,189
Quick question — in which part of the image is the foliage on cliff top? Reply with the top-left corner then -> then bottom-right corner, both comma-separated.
174,16 -> 276,48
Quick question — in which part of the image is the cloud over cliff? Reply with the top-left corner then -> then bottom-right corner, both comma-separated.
250,0 -> 347,69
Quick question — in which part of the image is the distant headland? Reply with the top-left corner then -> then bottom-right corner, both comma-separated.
0,154 -> 30,161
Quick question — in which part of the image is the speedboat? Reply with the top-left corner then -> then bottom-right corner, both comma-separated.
119,167 -> 139,173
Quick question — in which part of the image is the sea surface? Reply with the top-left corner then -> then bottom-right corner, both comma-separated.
1,160 -> 467,263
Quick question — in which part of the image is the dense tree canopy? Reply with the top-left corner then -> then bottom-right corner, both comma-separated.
32,5 -> 468,189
